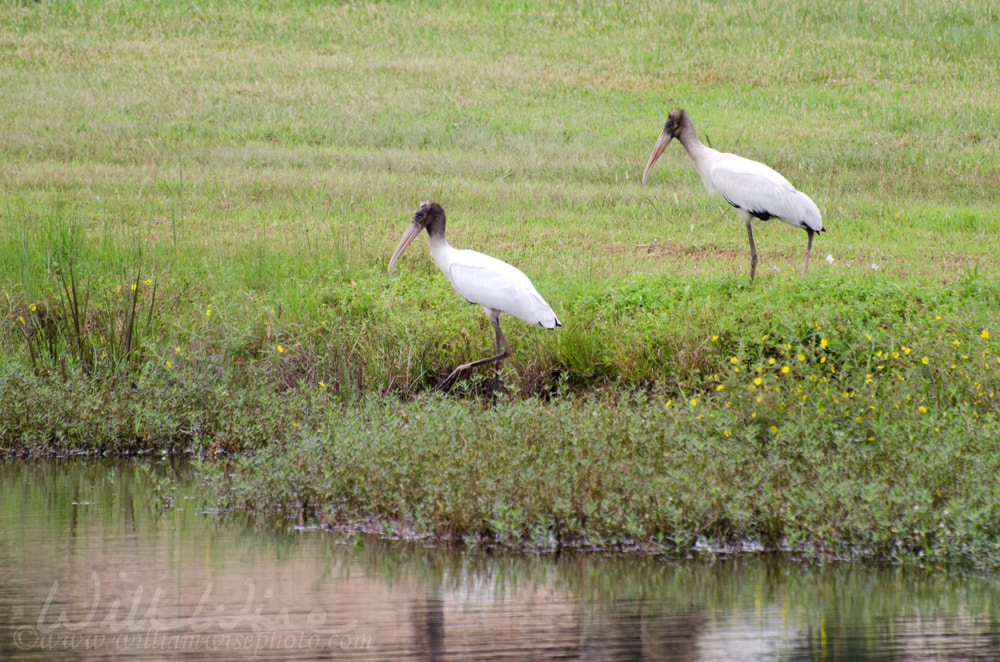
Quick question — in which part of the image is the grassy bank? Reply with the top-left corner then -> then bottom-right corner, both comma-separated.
2,0 -> 999,568
3,272 -> 998,568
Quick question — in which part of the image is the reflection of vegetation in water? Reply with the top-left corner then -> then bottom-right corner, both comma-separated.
345,546 -> 1000,659
0,459 -> 195,534
136,462 -> 179,513
2,0 -> 1000,572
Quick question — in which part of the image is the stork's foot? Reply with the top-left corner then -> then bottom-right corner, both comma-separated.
433,366 -> 467,393
434,361 -> 507,398
433,378 -> 454,393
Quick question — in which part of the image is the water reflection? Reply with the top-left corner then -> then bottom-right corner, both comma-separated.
1,459 -> 998,660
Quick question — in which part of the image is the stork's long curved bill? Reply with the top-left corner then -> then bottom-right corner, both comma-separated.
388,220 -> 423,273
641,129 -> 673,185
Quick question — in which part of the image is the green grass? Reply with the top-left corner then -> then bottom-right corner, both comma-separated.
1,0 -> 999,568
201,390 -> 1000,569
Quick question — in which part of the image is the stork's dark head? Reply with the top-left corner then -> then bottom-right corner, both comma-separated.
664,108 -> 689,138
411,200 -> 446,236
642,108 -> 691,185
388,201 -> 447,274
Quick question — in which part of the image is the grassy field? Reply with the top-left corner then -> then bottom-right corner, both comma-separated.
2,0 -> 999,569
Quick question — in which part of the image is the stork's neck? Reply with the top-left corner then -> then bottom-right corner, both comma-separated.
676,118 -> 721,192
427,230 -> 453,272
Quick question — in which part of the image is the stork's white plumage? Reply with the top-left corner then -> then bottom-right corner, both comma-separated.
642,109 -> 824,280
388,201 -> 560,391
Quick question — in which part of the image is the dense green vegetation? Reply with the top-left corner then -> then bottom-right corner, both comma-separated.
1,0 -> 998,568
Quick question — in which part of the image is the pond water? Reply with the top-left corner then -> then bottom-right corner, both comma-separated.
1,459 -> 999,661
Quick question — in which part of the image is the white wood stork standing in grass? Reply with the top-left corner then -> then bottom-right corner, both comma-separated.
388,201 -> 561,392
642,109 -> 824,280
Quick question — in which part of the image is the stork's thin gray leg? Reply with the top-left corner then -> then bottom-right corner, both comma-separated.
436,315 -> 512,393
801,229 -> 815,277
491,318 -> 506,398
746,217 -> 758,281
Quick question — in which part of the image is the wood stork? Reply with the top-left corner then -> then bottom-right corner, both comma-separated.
388,201 -> 561,392
642,109 -> 824,280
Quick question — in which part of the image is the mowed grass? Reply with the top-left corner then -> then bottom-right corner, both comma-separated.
2,0 -> 1000,567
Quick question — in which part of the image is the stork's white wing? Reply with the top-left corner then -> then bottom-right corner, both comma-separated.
710,154 -> 822,232
445,250 -> 560,328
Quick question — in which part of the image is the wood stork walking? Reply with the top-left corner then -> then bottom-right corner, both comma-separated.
642,109 -> 824,280
388,201 -> 561,392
